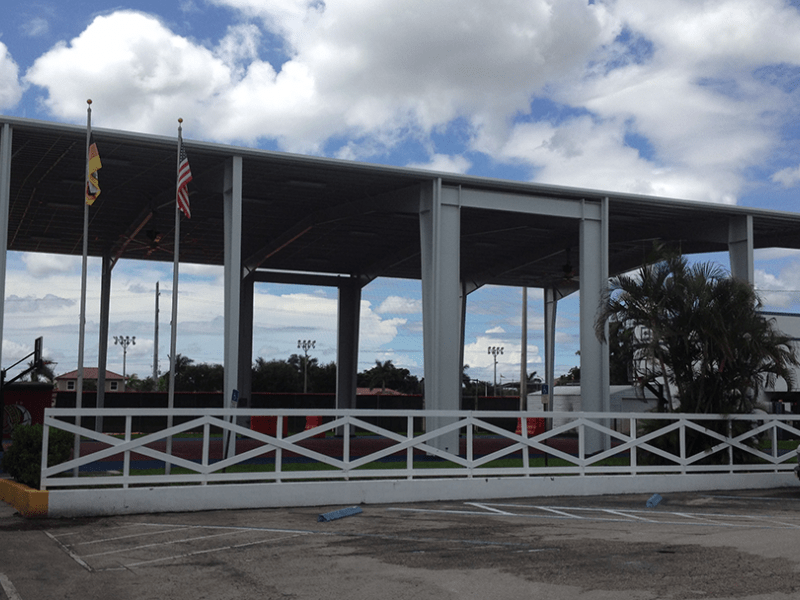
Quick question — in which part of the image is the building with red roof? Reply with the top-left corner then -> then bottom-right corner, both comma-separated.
55,368 -> 125,392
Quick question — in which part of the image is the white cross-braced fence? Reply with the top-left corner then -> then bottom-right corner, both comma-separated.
39,408 -> 800,491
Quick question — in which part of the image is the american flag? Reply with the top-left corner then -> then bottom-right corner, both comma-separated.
177,135 -> 192,219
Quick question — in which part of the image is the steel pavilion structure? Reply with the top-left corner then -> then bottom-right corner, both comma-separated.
3,115 -> 800,452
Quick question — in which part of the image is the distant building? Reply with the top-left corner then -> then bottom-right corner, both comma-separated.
55,368 -> 125,392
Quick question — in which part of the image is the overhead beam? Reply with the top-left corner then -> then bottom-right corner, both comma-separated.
459,187 -> 602,220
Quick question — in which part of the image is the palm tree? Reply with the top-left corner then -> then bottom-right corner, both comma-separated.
366,360 -> 395,393
596,249 -> 799,415
27,359 -> 55,384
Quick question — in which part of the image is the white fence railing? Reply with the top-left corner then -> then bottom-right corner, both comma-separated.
40,408 -> 800,491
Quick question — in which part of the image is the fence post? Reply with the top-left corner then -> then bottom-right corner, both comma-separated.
680,418 -> 686,475
40,421 -> 50,491
123,415 -> 132,489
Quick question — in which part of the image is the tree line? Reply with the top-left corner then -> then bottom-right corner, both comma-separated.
123,355 -> 425,395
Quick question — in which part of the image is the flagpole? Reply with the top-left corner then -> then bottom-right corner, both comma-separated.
74,99 -> 93,475
166,119 -> 184,474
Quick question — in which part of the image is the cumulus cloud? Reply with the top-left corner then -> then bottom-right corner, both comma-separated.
772,164 -> 800,188
0,42 -> 23,109
21,253 -> 77,277
405,153 -> 472,174
463,333 -> 542,382
478,0 -> 800,202
5,294 -> 74,314
375,296 -> 422,315
25,11 -> 232,134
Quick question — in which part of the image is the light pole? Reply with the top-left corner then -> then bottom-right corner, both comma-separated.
298,339 -> 315,394
114,335 -> 135,392
488,346 -> 503,396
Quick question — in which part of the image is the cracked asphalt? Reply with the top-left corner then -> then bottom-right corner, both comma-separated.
2,487 -> 800,599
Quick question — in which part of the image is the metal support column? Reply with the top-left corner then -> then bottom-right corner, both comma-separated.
336,277 -> 362,411
223,156 -> 243,455
543,287 -> 558,411
579,199 -> 609,453
419,179 -> 461,453
237,274 -> 254,424
728,215 -> 754,285
96,253 -> 112,432
0,124 -> 11,379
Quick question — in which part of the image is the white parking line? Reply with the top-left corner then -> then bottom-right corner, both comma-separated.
465,502 -> 515,515
389,503 -> 800,530
534,506 -> 586,519
43,532 -> 93,572
602,509 -> 655,522
68,526 -> 193,547
108,533 -> 307,570
82,528 -> 246,558
0,573 -> 22,600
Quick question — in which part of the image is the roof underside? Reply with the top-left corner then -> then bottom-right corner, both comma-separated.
5,116 -> 800,289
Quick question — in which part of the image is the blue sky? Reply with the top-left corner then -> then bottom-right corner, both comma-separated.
1,0 -> 800,385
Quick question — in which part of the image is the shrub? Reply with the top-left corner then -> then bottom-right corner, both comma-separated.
1,424 -> 72,489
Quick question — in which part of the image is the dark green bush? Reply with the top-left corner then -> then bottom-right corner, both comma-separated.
1,424 -> 72,489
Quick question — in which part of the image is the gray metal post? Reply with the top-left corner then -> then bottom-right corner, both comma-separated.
728,215 -> 754,284
336,278 -> 361,411
420,179 -> 461,453
0,124 -> 11,383
578,199 -> 609,453
223,156 -> 243,456
96,254 -> 112,432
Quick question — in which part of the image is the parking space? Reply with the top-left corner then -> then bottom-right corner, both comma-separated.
46,522 -> 313,573
2,488 -> 800,599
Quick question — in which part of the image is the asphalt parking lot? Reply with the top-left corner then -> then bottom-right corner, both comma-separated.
2,488 -> 800,600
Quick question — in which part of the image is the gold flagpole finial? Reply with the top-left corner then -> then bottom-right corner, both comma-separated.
87,99 -> 92,105
178,118 -> 183,124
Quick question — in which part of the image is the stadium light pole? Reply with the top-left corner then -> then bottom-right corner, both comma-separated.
298,339 -> 315,394
488,346 -> 503,396
114,335 -> 135,392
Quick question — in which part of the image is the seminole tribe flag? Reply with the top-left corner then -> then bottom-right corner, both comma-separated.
177,134 -> 192,219
85,134 -> 102,205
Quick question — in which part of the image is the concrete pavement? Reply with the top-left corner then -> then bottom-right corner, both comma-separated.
2,488 -> 800,599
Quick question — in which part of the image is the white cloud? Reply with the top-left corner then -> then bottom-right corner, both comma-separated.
21,17 -> 50,37
754,265 -> 800,311
406,153 -> 471,175
375,296 -> 421,315
463,333 -> 542,382
772,164 -> 800,188
478,0 -> 800,202
215,23 -> 261,76
2,339 -> 32,365
0,42 -> 23,109
25,11 -> 233,134
21,253 -> 78,277
166,0 -> 613,152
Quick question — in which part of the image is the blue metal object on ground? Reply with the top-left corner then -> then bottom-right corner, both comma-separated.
646,493 -> 663,508
318,506 -> 363,522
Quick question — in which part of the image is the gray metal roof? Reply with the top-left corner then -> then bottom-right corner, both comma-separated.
4,114 -> 800,288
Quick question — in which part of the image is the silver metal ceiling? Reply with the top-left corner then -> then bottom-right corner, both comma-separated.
4,115 -> 800,289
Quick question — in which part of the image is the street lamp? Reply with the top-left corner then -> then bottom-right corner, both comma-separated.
114,335 -> 135,392
298,339 -> 316,394
488,346 -> 503,396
